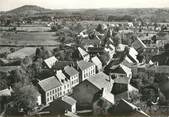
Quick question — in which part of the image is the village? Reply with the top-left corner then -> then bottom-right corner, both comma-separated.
1,5 -> 169,117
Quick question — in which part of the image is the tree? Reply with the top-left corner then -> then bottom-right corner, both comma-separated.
21,56 -> 32,67
12,85 -> 38,113
96,24 -> 104,34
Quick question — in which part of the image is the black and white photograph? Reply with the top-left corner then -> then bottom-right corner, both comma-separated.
0,0 -> 169,117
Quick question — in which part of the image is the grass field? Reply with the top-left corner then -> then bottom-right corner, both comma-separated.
0,32 -> 59,46
0,26 -> 51,32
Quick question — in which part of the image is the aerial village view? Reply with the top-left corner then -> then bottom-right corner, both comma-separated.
0,0 -> 169,117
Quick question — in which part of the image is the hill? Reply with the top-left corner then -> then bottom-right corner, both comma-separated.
2,5 -> 169,22
6,5 -> 52,16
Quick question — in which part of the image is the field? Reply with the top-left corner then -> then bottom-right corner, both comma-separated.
0,32 -> 59,46
0,26 -> 51,32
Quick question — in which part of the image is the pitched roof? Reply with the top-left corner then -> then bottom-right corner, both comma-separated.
38,76 -> 61,92
117,99 -> 150,117
62,95 -> 76,105
102,88 -> 115,104
0,88 -> 12,96
78,47 -> 89,58
128,47 -> 139,63
56,70 -> 68,83
112,64 -> 131,75
87,72 -> 113,92
77,60 -> 95,70
44,56 -> 58,69
114,76 -> 130,84
91,56 -> 102,66
64,66 -> 79,77
132,37 -> 147,51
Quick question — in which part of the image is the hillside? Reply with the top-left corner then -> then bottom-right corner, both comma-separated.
6,5 -> 52,16
2,5 -> 169,22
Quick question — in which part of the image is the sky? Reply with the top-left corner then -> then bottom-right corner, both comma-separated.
0,0 -> 169,11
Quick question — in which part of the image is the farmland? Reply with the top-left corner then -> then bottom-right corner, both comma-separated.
0,32 -> 59,46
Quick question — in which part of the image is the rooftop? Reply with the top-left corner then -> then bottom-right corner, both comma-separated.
64,66 -> 79,77
112,64 -> 131,75
78,47 -> 89,58
44,56 -> 58,69
62,95 -> 77,105
87,72 -> 113,91
38,76 -> 61,92
91,56 -> 102,66
77,60 -> 95,70
102,88 -> 115,104
0,88 -> 12,96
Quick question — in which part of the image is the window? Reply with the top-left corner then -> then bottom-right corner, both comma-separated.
55,89 -> 57,93
47,92 -> 49,96
52,90 -> 54,94
50,96 -> 52,101
47,98 -> 49,102
50,91 -> 52,95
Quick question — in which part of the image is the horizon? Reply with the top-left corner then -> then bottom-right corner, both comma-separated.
0,0 -> 169,11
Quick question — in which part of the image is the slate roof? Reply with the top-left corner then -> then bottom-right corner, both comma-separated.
91,56 -> 102,66
38,76 -> 61,92
114,76 -> 130,84
112,64 -> 131,75
102,88 -> 115,104
62,95 -> 77,105
56,70 -> 68,83
87,72 -> 113,92
64,66 -> 79,77
77,60 -> 95,71
44,56 -> 58,69
78,47 -> 89,58
117,99 -> 150,117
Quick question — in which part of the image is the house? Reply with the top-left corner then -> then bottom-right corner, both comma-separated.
52,61 -> 74,70
0,88 -> 13,96
87,47 -> 105,56
127,47 -> 139,63
77,60 -> 96,82
38,76 -> 62,105
56,70 -> 72,95
7,47 -> 36,60
112,84 -> 139,102
93,88 -> 115,115
49,95 -> 77,114
77,47 -> 90,62
132,37 -> 147,52
63,66 -> 79,87
143,47 -> 159,62
44,56 -> 58,69
105,44 -> 116,59
115,99 -> 150,117
91,56 -> 102,72
107,64 -> 132,81
73,72 -> 114,108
